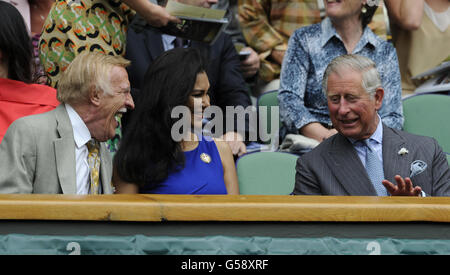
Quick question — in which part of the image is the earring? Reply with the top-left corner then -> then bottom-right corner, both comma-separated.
361,6 -> 367,13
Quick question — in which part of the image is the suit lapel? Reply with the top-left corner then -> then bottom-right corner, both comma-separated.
53,105 -> 77,194
99,143 -> 113,194
382,125 -> 411,183
322,134 -> 377,195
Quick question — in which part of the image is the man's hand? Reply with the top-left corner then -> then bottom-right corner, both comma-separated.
240,47 -> 260,78
221,131 -> 247,157
382,175 -> 422,196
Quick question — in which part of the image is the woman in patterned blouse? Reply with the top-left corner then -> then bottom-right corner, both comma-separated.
278,0 -> 403,143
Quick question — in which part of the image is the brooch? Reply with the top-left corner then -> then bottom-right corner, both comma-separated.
200,153 -> 211,164
398,147 -> 409,156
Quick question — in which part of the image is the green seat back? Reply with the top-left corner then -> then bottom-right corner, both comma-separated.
257,90 -> 280,144
402,94 -> 450,153
447,154 -> 450,166
236,152 -> 298,195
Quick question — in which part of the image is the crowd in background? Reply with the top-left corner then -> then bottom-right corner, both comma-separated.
0,0 -> 449,196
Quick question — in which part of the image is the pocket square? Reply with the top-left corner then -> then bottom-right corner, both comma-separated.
410,160 -> 427,178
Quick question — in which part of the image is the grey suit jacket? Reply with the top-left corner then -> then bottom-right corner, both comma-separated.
0,105 -> 113,194
294,124 -> 450,196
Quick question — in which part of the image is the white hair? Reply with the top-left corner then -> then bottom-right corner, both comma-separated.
322,54 -> 382,98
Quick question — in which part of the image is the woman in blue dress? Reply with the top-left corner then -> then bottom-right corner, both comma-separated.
113,48 -> 239,194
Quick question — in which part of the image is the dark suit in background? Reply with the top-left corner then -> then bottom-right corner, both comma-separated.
124,27 -> 252,136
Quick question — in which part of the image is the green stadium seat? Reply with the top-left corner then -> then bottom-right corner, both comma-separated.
402,94 -> 450,154
257,90 -> 280,145
236,151 -> 298,195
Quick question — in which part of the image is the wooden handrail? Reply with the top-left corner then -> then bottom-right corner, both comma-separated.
0,194 -> 449,222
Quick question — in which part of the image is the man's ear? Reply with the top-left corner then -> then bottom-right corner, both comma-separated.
89,87 -> 102,107
374,87 -> 384,110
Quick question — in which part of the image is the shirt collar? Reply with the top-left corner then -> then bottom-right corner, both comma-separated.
321,17 -> 338,48
162,34 -> 177,46
320,17 -> 381,51
65,103 -> 91,149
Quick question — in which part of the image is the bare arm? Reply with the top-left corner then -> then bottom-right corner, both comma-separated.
122,0 -> 180,27
384,0 -> 424,30
221,131 -> 247,157
214,138 -> 240,195
270,49 -> 285,66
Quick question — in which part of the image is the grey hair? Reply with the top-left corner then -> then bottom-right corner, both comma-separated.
322,54 -> 382,98
57,51 -> 130,105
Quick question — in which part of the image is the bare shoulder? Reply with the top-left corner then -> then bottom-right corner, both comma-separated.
212,137 -> 232,154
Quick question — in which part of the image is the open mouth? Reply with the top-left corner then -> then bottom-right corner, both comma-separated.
339,117 -> 358,126
114,108 -> 127,124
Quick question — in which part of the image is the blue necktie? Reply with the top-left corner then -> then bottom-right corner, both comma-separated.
364,140 -> 388,196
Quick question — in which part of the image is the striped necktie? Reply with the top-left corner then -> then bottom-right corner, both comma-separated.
87,140 -> 101,194
364,139 -> 388,196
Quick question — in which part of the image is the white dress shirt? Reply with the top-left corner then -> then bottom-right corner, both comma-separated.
162,34 -> 177,51
65,104 -> 91,194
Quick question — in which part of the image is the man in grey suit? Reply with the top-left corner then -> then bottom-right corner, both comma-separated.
294,54 -> 450,197
0,52 -> 134,194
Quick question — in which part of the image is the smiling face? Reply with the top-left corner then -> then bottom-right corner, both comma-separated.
91,65 -> 134,141
185,71 -> 210,129
326,67 -> 383,140
324,0 -> 364,21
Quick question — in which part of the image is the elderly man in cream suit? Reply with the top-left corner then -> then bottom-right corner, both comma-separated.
0,52 -> 134,194
294,54 -> 450,197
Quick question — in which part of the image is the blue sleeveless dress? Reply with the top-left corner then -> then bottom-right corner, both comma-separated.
140,136 -> 227,194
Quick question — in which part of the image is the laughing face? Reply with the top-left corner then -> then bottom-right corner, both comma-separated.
92,65 -> 134,141
326,67 -> 383,140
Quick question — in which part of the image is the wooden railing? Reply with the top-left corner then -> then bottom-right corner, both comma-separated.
0,194 -> 450,222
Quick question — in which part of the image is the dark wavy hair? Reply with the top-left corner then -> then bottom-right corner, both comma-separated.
361,2 -> 379,30
0,1 -> 33,83
114,48 -> 207,187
